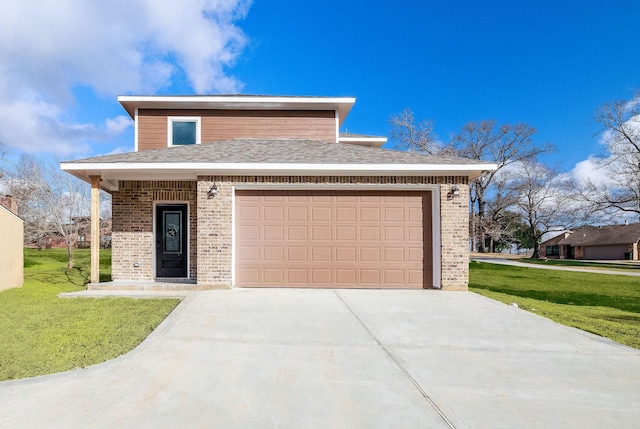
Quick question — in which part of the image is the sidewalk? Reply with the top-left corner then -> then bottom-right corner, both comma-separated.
472,257 -> 640,276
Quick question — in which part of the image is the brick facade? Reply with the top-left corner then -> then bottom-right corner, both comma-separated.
111,176 -> 470,290
112,181 -> 197,281
439,184 -> 470,290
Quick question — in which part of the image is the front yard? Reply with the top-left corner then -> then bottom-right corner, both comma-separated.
0,248 -> 180,381
470,261 -> 640,349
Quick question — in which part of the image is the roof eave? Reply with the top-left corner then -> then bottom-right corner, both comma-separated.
117,95 -> 356,125
61,162 -> 497,189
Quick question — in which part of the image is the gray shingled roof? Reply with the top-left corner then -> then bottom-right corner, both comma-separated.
64,138 -> 490,166
559,223 -> 640,246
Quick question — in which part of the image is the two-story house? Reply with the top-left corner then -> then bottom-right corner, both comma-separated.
61,95 -> 496,290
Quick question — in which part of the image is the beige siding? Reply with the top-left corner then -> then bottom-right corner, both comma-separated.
138,109 -> 336,151
0,207 -> 23,290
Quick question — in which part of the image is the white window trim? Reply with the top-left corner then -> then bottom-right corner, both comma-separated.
167,116 -> 201,147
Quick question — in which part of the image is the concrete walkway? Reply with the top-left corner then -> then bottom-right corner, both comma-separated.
1,289 -> 638,428
472,257 -> 640,276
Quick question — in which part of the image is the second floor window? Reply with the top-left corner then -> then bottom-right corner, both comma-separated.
168,117 -> 201,146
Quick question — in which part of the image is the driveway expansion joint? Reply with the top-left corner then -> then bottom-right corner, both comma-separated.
334,290 -> 458,429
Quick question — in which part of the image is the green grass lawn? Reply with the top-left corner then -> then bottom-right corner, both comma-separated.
0,248 -> 180,381
469,261 -> 640,349
518,258 -> 640,272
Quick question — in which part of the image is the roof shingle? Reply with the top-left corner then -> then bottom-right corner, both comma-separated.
64,138 -> 492,166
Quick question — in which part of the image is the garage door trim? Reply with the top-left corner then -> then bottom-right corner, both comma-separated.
232,184 -> 442,288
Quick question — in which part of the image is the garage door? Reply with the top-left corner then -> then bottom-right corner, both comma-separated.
584,245 -> 629,260
235,190 -> 432,288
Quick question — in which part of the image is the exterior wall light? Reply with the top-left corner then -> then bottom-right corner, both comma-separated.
449,185 -> 460,197
207,183 -> 218,199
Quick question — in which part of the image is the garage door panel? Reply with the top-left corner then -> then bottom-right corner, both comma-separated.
335,226 -> 356,240
360,207 -> 381,221
360,247 -> 381,262
286,247 -> 307,261
238,206 -> 259,221
287,269 -> 307,284
237,246 -> 259,261
263,225 -> 284,240
384,226 -> 404,241
384,247 -> 405,262
263,269 -> 284,283
287,225 -> 307,240
384,270 -> 404,284
238,225 -> 259,240
336,247 -> 356,262
311,269 -> 332,284
311,206 -> 332,221
335,269 -> 357,284
311,247 -> 332,262
360,226 -> 380,240
236,190 -> 432,288
263,206 -> 284,221
236,268 -> 259,284
311,226 -> 332,240
360,269 -> 381,285
336,207 -> 356,221
408,226 -> 424,241
287,206 -> 308,221
263,247 -> 283,262
384,207 -> 405,221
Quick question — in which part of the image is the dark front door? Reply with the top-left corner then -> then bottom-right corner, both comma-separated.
156,204 -> 188,278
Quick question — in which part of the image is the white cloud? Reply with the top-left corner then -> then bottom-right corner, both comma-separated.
566,156 -> 611,187
0,0 -> 251,155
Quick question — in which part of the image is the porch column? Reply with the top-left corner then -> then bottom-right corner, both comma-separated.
90,176 -> 101,284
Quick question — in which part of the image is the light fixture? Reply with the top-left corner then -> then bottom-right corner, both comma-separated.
449,185 -> 460,197
207,183 -> 218,199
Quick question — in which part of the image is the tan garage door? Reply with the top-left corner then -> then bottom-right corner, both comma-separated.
235,190 -> 432,288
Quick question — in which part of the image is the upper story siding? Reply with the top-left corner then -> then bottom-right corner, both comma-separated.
137,109 -> 336,151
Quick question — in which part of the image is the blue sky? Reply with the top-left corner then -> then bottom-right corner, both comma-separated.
1,0 -> 639,178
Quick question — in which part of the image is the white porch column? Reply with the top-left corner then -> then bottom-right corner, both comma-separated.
90,176 -> 101,284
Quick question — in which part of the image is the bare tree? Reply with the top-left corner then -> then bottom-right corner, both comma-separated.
389,108 -> 443,155
6,156 -> 51,249
581,94 -> 640,218
9,155 -> 90,268
507,161 -> 581,258
452,120 -> 554,252
481,171 -> 519,252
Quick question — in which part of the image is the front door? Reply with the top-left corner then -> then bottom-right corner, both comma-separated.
156,204 -> 188,278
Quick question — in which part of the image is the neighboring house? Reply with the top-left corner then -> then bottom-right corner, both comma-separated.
540,223 -> 640,260
61,95 -> 497,290
74,217 -> 112,249
0,195 -> 24,290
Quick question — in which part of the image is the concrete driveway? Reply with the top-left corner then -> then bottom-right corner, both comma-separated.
1,289 -> 638,428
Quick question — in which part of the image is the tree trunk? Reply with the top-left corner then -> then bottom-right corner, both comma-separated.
66,242 -> 74,269
477,194 -> 487,253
